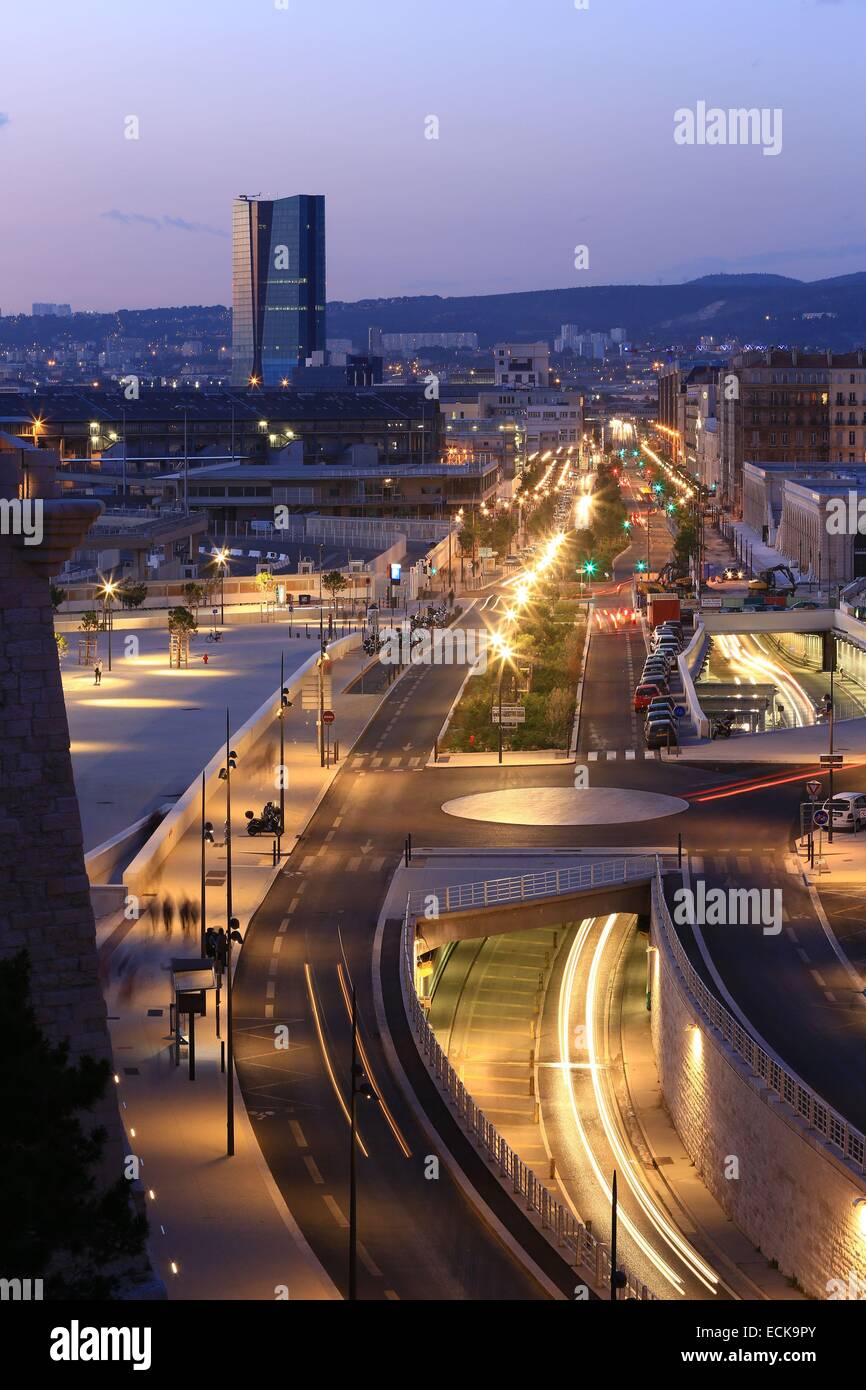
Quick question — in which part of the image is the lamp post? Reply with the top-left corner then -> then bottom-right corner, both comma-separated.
200,772 -> 214,956
212,548 -> 230,625
828,665 -> 836,845
278,652 -> 291,859
99,578 -> 118,672
219,716 -> 240,1157
317,645 -> 332,768
348,985 -> 372,1301
493,638 -> 514,766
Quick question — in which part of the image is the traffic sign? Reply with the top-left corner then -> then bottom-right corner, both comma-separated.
322,710 -> 336,725
820,754 -> 843,766
806,780 -> 823,799
491,704 -> 526,725
813,809 -> 830,828
674,705 -> 686,719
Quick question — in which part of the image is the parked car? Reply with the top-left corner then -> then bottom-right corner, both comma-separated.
645,696 -> 677,717
634,682 -> 667,710
792,600 -> 819,610
645,717 -> 679,748
820,793 -> 866,832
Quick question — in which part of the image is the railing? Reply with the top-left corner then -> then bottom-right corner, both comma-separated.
407,857 -> 655,921
400,910 -> 656,1300
653,864 -> 866,1173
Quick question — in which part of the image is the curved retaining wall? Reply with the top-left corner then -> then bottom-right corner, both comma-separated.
651,879 -> 866,1300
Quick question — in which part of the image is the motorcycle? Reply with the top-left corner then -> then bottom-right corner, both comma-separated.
711,715 -> 735,739
245,802 -> 283,837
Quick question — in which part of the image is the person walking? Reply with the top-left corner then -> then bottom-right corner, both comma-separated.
93,660 -> 103,686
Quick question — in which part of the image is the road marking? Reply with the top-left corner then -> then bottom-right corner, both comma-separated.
324,829 -> 336,843
625,749 -> 636,760
607,751 -> 617,761
825,991 -> 838,1003
264,1004 -> 274,1019
280,915 -> 292,931
384,1289 -> 400,1301
322,1195 -> 348,1228
785,926 -> 798,942
811,969 -> 827,988
796,948 -> 811,964
303,1155 -> 325,1185
357,1242 -> 382,1278
289,1121 -> 308,1148
272,938 -> 283,955
266,981 -> 276,999
333,815 -> 343,827
269,958 -> 278,976
588,751 -> 599,762
690,856 -> 704,874
347,856 -> 362,872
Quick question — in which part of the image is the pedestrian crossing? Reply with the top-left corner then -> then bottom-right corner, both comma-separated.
349,752 -> 426,771
586,748 -> 662,761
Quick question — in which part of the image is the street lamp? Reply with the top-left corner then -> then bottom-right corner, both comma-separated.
211,548 -> 230,625
317,645 -> 332,767
492,636 -> 515,766
98,578 -> 118,672
348,984 -> 373,1300
278,653 -> 292,859
200,773 -> 214,956
218,720 -> 241,1157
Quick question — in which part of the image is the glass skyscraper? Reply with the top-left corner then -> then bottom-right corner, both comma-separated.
231,194 -> 326,387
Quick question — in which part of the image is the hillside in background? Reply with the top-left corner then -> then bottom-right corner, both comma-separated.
4,273 -> 866,352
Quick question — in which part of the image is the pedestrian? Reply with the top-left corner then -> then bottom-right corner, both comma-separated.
94,660 -> 103,686
161,893 -> 175,936
179,897 -> 192,938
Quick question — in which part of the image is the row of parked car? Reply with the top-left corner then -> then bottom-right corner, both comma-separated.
634,621 -> 687,749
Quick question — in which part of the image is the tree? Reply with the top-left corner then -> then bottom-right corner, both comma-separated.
167,606 -> 197,635
254,571 -> 275,595
0,952 -> 148,1298
322,570 -> 348,612
50,584 -> 66,613
78,611 -> 100,633
55,634 -> 69,663
183,581 -> 205,613
118,580 -> 147,610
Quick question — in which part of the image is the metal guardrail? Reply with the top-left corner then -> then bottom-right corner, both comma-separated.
653,863 -> 866,1173
407,857 -> 655,921
408,856 -> 653,922
400,909 -> 656,1300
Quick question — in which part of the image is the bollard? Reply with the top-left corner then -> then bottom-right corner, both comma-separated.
220,1040 -> 225,1074
334,739 -> 340,763
678,832 -> 683,870
434,739 -> 439,763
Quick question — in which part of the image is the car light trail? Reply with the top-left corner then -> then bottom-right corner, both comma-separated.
713,633 -> 815,727
557,918 -> 686,1296
304,962 -> 369,1157
584,916 -> 720,1296
556,918 -> 722,1296
336,963 -> 412,1158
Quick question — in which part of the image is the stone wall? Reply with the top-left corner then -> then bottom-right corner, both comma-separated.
650,892 -> 866,1300
0,507 -> 156,1294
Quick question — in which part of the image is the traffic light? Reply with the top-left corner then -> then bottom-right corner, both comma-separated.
635,561 -> 647,573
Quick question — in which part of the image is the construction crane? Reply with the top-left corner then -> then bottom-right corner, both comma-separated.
748,564 -> 798,594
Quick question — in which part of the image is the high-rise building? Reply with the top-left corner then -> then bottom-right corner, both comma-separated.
231,194 -> 326,387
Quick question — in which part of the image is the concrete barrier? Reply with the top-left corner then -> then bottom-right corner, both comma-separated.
651,876 -> 866,1300
124,631 -> 361,898
676,619 -> 711,740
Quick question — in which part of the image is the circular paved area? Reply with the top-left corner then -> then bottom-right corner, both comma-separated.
441,786 -> 689,826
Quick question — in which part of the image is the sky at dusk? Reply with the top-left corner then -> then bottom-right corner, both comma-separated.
1,0 -> 864,313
